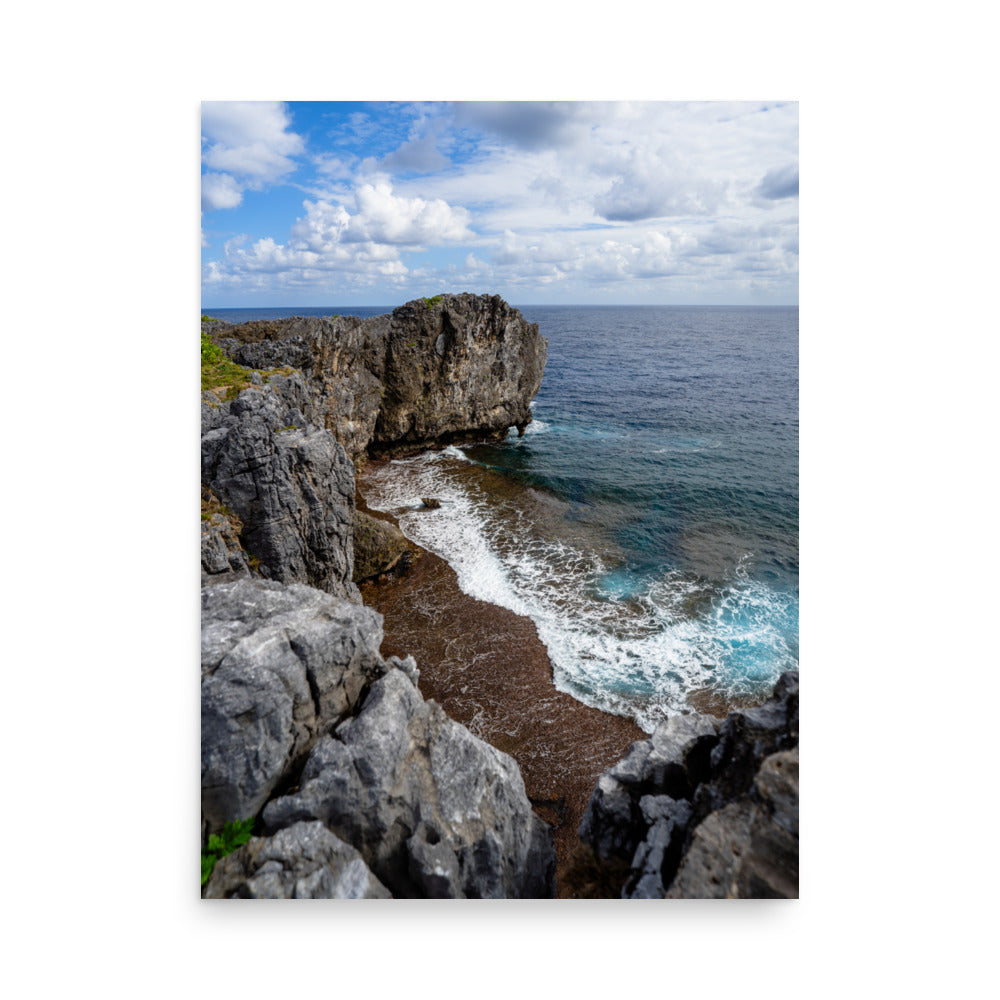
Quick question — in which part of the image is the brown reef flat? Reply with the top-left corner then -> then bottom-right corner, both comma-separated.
357,485 -> 645,891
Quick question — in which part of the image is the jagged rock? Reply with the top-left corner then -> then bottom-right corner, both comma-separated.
578,671 -> 799,898
692,671 -> 799,824
352,510 -> 410,581
201,376 -> 360,601
201,488 -> 251,583
666,748 -> 799,899
420,497 -> 441,509
624,796 -> 693,899
209,295 -> 546,464
578,712 -> 720,863
204,821 -> 391,899
262,669 -> 556,899
200,579 -> 387,836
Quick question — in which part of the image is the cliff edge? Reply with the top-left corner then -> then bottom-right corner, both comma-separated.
205,293 -> 547,464
200,295 -> 556,898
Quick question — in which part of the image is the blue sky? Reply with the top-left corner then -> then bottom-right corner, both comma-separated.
201,101 -> 798,307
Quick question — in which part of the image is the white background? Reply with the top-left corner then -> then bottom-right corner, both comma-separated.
2,1 -> 994,995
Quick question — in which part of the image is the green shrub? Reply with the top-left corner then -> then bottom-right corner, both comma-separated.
422,295 -> 443,309
201,331 -> 253,398
201,817 -> 256,887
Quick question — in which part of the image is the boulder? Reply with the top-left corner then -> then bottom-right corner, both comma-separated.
262,669 -> 556,898
352,510 -> 410,582
200,578 -> 387,836
204,821 -> 391,899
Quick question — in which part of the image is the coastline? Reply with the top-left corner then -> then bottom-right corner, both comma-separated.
356,474 -> 646,887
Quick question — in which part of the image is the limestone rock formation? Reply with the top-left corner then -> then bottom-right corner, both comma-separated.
199,296 -> 555,898
201,488 -> 251,583
200,578 -> 387,836
204,821 -> 392,899
666,747 -> 799,899
201,575 -> 554,898
201,374 -> 359,601
578,671 -> 799,898
207,294 -> 547,463
262,668 -> 556,898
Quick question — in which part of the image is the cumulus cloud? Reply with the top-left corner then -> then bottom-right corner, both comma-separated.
203,180 -> 472,293
201,101 -> 304,212
202,101 -> 798,302
756,164 -> 799,200
201,172 -> 243,211
341,180 -> 472,245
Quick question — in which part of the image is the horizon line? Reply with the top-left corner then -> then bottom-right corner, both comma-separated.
203,302 -> 799,310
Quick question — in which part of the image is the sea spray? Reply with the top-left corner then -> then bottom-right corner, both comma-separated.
363,448 -> 797,732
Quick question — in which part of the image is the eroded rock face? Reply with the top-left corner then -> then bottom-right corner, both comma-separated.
578,671 -> 799,899
201,488 -> 251,583
207,295 -> 547,464
201,374 -> 359,601
204,821 -> 392,899
200,579 -> 387,835
371,295 -> 546,457
262,669 -> 556,899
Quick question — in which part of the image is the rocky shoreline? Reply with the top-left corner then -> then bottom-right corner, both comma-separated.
201,293 -> 798,898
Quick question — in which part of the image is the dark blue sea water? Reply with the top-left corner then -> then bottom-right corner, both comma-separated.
208,304 -> 798,730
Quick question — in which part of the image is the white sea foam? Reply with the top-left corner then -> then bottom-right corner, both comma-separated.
364,451 -> 798,732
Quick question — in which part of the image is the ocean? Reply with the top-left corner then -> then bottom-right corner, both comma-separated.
207,304 -> 798,733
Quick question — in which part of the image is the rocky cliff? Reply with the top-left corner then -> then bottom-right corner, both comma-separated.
576,671 -> 799,898
201,295 -> 555,898
202,579 -> 555,898
206,293 -> 547,464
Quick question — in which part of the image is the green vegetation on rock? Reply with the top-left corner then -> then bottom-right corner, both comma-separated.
201,332 -> 296,400
422,295 -> 443,309
202,332 -> 253,399
201,817 -> 255,887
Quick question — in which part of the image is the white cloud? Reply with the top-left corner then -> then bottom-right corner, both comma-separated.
201,101 -> 304,212
593,145 -> 728,221
201,172 -> 243,211
203,180 -> 473,293
341,180 -> 472,245
202,102 -> 798,303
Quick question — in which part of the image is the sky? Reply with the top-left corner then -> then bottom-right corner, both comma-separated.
201,101 -> 798,307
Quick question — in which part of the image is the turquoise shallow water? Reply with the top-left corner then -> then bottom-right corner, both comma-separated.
210,303 -> 799,730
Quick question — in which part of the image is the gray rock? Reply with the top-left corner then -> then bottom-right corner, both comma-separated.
201,494 -> 251,583
578,671 -> 799,898
201,378 -> 360,601
624,796 -> 693,899
201,578 -> 387,835
209,295 -> 546,464
204,821 -> 391,899
352,510 -> 410,582
665,747 -> 799,899
263,669 -> 555,898
579,713 -> 720,863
